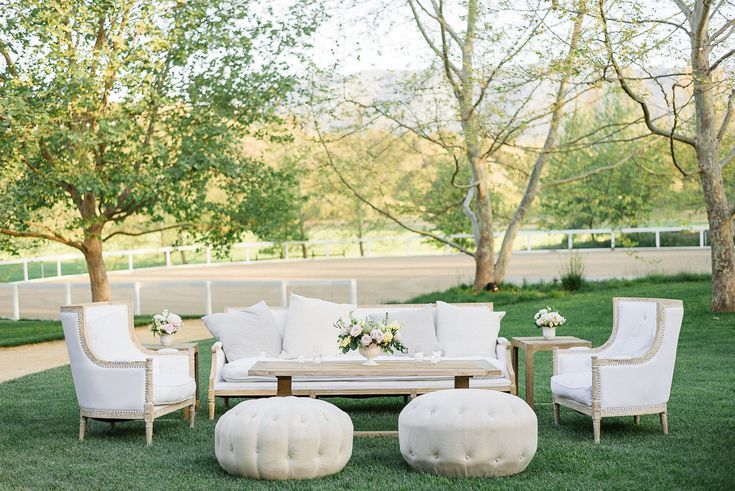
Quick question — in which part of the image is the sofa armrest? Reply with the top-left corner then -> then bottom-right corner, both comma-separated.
210,342 -> 225,386
495,337 -> 514,392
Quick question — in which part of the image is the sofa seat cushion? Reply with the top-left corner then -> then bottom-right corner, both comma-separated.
153,374 -> 196,405
550,372 -> 592,406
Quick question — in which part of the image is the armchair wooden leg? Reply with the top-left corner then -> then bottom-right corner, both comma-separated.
633,415 -> 640,425
553,403 -> 560,425
145,420 -> 153,446
208,390 -> 216,420
660,411 -> 669,435
189,403 -> 196,428
593,417 -> 601,444
79,414 -> 87,441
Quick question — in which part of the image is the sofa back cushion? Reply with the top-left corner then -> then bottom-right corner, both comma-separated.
203,301 -> 282,362
436,301 -> 504,358
367,306 -> 437,355
282,294 -> 355,358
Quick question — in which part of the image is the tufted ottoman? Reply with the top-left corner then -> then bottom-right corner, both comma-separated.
215,397 -> 353,480
399,389 -> 537,477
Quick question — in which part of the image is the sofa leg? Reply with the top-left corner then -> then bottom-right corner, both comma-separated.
660,411 -> 669,435
224,397 -> 230,408
633,415 -> 640,425
189,403 -> 196,428
403,395 -> 409,405
593,417 -> 601,444
79,414 -> 87,441
110,421 -> 115,430
145,420 -> 153,447
553,403 -> 560,425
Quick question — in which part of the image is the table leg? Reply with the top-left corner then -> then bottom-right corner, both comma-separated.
525,349 -> 535,410
454,375 -> 470,389
276,376 -> 293,396
511,346 -> 519,392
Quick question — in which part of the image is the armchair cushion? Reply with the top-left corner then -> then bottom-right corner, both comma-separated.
203,301 -> 282,362
550,372 -> 592,406
369,306 -> 437,355
282,294 -> 354,358
436,301 -> 504,358
153,374 -> 196,405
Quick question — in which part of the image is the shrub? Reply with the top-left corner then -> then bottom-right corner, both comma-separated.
560,253 -> 585,291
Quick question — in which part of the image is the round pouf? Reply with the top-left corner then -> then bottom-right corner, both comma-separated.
399,389 -> 537,477
215,397 -> 353,480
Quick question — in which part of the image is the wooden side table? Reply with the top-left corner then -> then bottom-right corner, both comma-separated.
144,342 -> 200,417
511,336 -> 591,410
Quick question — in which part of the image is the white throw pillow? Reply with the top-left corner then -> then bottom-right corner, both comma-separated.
282,294 -> 355,358
369,306 -> 437,355
435,301 -> 505,358
202,301 -> 282,362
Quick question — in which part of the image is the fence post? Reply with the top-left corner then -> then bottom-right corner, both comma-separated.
165,250 -> 171,268
366,240 -> 372,257
610,231 -> 616,250
205,280 -> 213,315
279,280 -> 288,307
567,233 -> 573,250
283,243 -> 289,260
56,259 -> 62,277
128,253 -> 134,272
655,230 -> 661,248
699,230 -> 704,248
64,283 -> 72,305
405,238 -> 411,256
526,233 -> 532,251
133,282 -> 141,316
245,245 -> 251,262
206,247 -> 212,264
325,241 -> 330,258
348,279 -> 358,304
22,260 -> 29,282
11,284 -> 19,320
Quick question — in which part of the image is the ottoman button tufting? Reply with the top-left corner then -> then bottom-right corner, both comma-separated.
398,389 -> 537,478
215,397 -> 353,480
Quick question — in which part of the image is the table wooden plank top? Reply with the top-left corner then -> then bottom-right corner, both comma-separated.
511,336 -> 591,351
249,359 -> 501,378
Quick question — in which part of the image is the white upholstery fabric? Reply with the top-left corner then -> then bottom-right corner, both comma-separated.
550,372 -> 592,406
436,302 -> 504,358
399,390 -> 537,477
369,306 -> 437,355
203,302 -> 282,362
281,294 -> 354,358
215,397 -> 353,480
603,301 -> 658,357
84,303 -> 144,362
153,374 -> 196,405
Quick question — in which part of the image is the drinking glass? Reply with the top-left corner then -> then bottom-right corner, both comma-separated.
312,344 -> 322,364
431,343 -> 442,364
414,343 -> 424,362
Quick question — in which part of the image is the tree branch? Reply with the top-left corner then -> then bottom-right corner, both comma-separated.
541,144 -> 650,188
102,223 -> 191,242
0,39 -> 18,78
599,0 -> 696,147
0,228 -> 82,249
708,47 -> 735,74
718,88 -> 734,141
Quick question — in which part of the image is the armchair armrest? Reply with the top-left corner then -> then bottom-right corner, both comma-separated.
151,350 -> 191,377
74,358 -> 151,412
592,354 -> 671,409
553,347 -> 595,376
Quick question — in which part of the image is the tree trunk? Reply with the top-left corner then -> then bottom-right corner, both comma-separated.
82,230 -> 112,302
690,12 -> 735,311
494,1 -> 586,282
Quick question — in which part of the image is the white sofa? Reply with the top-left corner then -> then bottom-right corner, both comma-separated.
206,299 -> 515,419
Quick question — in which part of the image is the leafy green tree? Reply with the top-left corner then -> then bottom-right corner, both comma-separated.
0,0 -> 320,300
539,93 -> 669,230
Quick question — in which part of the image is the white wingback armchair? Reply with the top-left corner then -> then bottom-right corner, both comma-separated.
551,297 -> 684,443
60,302 -> 197,446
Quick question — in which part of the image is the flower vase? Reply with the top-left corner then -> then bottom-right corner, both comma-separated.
159,333 -> 173,346
358,345 -> 381,366
542,327 -> 556,339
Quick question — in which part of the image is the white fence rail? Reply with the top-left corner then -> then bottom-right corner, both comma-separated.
0,225 -> 711,284
0,279 -> 358,321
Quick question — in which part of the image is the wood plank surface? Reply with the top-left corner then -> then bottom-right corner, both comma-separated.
249,359 -> 501,377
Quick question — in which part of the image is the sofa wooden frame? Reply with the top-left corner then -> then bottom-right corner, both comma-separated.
62,302 -> 197,446
208,302 -> 516,419
551,297 -> 683,443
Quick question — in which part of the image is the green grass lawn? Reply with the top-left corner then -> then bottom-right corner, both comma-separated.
0,277 -> 733,488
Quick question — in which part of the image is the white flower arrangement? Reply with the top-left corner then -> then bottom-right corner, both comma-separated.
534,307 -> 566,328
335,312 -> 407,355
151,309 -> 183,337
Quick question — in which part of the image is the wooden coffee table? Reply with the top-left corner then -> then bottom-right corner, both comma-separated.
511,336 -> 591,410
249,359 -> 501,397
